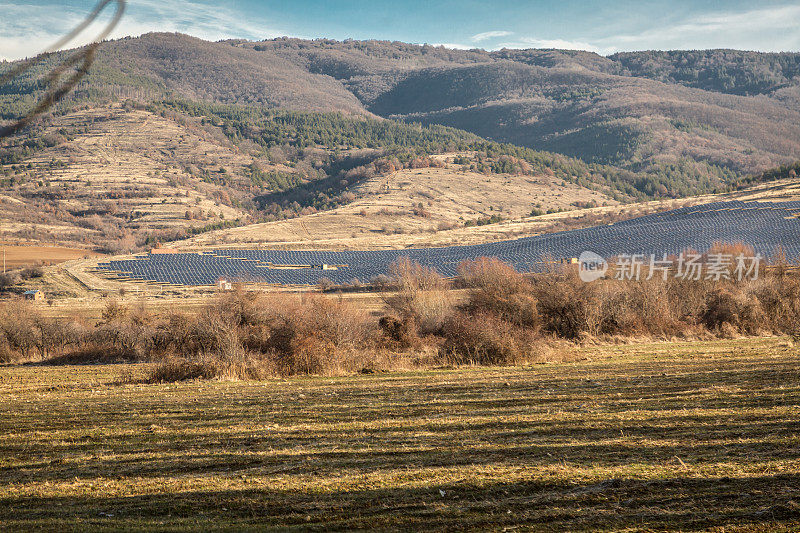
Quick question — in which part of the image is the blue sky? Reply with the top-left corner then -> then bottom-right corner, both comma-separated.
2,0 -> 800,61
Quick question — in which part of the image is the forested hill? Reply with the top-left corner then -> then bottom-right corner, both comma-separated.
2,33 -> 800,196
609,50 -> 800,96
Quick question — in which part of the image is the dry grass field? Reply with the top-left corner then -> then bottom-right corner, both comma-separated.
172,173 -> 800,252
0,244 -> 99,269
0,337 -> 798,531
32,288 -> 397,321
178,154 -> 618,249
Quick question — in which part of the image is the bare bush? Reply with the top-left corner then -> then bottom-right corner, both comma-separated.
596,279 -> 679,336
101,300 -> 128,322
0,337 -> 16,363
458,258 -> 539,330
151,291 -> 376,380
20,266 -> 44,280
0,304 -> 41,359
531,269 -> 601,339
379,314 -> 422,350
702,288 -> 765,334
264,295 -> 374,376
148,358 -> 219,382
386,258 -> 455,335
441,312 -> 533,366
0,272 -> 21,290
4,257 -> 800,379
746,275 -> 800,332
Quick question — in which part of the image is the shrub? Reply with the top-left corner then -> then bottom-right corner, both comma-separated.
386,258 -> 454,334
148,358 -> 220,382
0,304 -> 84,360
702,288 -> 766,335
459,258 -> 538,326
20,266 -> 44,279
531,269 -> 601,339
317,277 -> 334,291
441,312 -> 532,366
34,317 -> 85,359
0,336 -> 17,363
379,314 -> 422,349
707,241 -> 756,258
458,257 -> 528,293
597,279 -> 678,336
264,295 -> 374,376
0,303 -> 41,359
4,256 -> 799,378
147,354 -> 279,383
747,275 -> 800,332
101,300 -> 127,322
0,272 -> 20,290
93,303 -> 158,360
160,291 -> 376,378
666,277 -> 711,323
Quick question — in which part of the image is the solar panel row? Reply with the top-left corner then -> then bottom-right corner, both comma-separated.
95,200 -> 800,286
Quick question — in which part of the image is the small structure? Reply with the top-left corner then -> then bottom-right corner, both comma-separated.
23,290 -> 44,301
217,278 -> 232,291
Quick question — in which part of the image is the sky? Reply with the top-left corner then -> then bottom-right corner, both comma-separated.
1,0 -> 800,61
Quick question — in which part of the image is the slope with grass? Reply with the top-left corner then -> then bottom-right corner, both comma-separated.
177,153 -> 618,249
0,104 -> 258,251
169,171 -> 800,252
4,34 -> 800,203
0,98 -> 670,253
0,101 -> 487,251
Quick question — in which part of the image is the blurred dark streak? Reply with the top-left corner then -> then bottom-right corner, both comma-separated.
0,0 -> 126,139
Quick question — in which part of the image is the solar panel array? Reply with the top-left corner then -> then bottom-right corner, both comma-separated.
95,200 -> 800,286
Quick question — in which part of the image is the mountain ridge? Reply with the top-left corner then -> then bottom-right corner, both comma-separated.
2,32 -> 799,253
3,32 -> 795,176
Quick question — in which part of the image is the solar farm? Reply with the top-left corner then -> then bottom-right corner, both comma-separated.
94,200 -> 800,287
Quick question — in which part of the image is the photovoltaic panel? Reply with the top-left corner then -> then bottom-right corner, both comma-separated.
94,200 -> 800,286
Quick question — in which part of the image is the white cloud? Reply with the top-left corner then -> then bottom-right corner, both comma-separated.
2,2 -> 798,63
471,30 -> 513,43
495,37 -> 611,54
0,3 -> 86,60
482,5 -> 800,55
0,0 -> 290,61
432,42 -> 475,50
596,5 -> 800,53
117,0 -> 288,42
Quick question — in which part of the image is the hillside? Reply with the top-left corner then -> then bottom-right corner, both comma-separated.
2,34 -> 800,258
174,152 -> 619,250
1,102 -> 634,253
0,105 -> 256,252
3,34 -> 800,190
609,50 -> 800,97
171,172 -> 800,252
